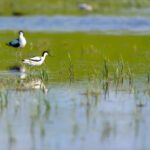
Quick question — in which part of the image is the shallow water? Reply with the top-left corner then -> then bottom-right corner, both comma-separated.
0,79 -> 150,150
0,14 -> 150,150
1,16 -> 150,34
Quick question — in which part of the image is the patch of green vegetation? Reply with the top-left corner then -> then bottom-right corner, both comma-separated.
0,31 -> 150,82
0,0 -> 150,16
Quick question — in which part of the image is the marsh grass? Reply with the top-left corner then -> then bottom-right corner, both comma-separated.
147,73 -> 150,84
0,57 -> 146,96
0,32 -> 149,95
0,0 -> 150,16
127,65 -> 134,87
102,58 -> 109,81
113,57 -> 125,86
0,89 -> 8,110
67,51 -> 74,83
37,69 -> 49,82
83,57 -> 144,98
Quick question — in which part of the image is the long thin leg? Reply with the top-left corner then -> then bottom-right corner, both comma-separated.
16,50 -> 18,63
20,48 -> 22,60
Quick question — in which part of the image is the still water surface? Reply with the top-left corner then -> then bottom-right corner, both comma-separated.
0,79 -> 150,150
0,16 -> 150,34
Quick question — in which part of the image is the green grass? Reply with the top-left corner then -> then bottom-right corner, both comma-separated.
0,0 -> 150,16
0,31 -> 150,82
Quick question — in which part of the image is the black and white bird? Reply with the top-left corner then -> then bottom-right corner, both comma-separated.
22,51 -> 49,66
7,31 -> 26,49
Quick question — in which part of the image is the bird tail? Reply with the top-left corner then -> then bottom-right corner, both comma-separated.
6,42 -> 13,46
22,59 -> 30,64
6,43 -> 10,46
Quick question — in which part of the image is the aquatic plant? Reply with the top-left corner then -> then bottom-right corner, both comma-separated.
38,69 -> 49,82
102,58 -> 109,81
0,89 -> 8,110
67,51 -> 74,83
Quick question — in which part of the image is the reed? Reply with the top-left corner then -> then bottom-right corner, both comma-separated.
0,89 -> 8,110
67,52 -> 74,83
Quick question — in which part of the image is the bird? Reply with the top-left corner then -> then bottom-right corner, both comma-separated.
7,30 -> 27,60
79,3 -> 93,11
22,51 -> 49,66
7,31 -> 26,49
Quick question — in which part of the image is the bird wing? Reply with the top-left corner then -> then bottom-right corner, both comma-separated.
29,56 -> 41,61
8,38 -> 20,47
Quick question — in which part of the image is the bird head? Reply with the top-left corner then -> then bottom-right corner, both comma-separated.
42,51 -> 49,57
18,30 -> 24,36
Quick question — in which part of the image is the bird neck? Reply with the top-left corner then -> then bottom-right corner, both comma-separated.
19,33 -> 24,39
42,54 -> 47,60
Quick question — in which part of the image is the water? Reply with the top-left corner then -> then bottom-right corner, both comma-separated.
0,79 -> 150,150
1,14 -> 150,150
1,16 -> 150,34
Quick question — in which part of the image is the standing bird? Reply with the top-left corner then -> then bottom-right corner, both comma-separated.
7,30 -> 26,60
22,51 -> 49,66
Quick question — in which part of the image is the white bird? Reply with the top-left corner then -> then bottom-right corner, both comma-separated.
7,31 -> 26,60
79,3 -> 93,11
7,31 -> 26,48
22,51 -> 49,66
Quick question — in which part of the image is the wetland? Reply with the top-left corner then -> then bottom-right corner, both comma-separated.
0,9 -> 150,150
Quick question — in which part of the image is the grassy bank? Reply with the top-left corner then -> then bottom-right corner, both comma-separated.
0,31 -> 150,82
0,0 -> 150,16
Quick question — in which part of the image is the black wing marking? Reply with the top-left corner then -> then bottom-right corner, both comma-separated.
29,57 -> 42,62
8,39 -> 20,48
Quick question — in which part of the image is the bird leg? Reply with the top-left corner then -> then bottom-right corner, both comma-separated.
20,48 -> 22,60
16,50 -> 18,63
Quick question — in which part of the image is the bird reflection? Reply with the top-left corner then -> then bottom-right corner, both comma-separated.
9,65 -> 48,94
9,65 -> 26,79
21,79 -> 48,94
